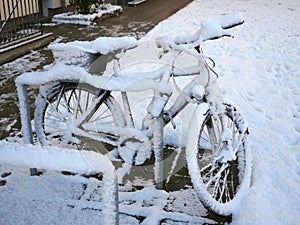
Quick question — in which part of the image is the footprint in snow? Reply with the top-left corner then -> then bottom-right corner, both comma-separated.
294,124 -> 300,133
254,106 -> 263,113
294,99 -> 300,107
1,172 -> 11,178
282,135 -> 299,146
245,91 -> 255,102
0,180 -> 7,186
265,112 -> 273,121
0,172 -> 12,186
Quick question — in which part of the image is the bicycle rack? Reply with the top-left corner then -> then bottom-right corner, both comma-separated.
16,83 -> 34,145
15,64 -> 168,223
15,80 -> 119,225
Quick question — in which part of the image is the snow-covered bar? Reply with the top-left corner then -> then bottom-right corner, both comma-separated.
14,81 -> 120,224
0,140 -> 119,225
16,83 -> 34,144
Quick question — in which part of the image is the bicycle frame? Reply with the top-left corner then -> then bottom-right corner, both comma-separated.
16,13 -> 249,214
65,41 -> 220,157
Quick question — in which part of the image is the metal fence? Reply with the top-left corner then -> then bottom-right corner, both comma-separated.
0,0 -> 42,47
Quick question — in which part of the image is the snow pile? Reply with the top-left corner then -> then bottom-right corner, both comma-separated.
52,4 -> 122,25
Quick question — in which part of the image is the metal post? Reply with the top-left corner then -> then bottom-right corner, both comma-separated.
153,115 -> 164,190
38,0 -> 43,34
16,83 -> 33,144
61,0 -> 66,13
16,83 -> 36,176
81,150 -> 119,225
102,175 -> 119,225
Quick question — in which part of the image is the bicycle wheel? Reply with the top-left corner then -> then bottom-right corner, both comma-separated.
186,103 -> 251,216
34,82 -> 125,152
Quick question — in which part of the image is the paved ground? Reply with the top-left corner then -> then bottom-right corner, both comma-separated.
43,0 -> 193,42
0,0 -> 193,140
116,0 -> 193,23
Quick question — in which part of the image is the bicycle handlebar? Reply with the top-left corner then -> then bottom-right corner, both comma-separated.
155,13 -> 244,49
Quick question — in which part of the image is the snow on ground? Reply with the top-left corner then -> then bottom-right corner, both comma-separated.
52,4 -> 123,25
1,0 -> 300,224
146,0 -> 300,224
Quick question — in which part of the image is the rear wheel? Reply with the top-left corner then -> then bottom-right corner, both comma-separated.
186,103 -> 251,216
34,82 -> 125,153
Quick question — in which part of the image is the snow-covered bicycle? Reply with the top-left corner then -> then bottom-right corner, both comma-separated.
29,13 -> 250,216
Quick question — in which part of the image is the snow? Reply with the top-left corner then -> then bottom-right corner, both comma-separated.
0,140 -> 119,225
147,0 -> 300,224
52,4 -> 123,25
1,0 -> 300,224
49,36 -> 138,55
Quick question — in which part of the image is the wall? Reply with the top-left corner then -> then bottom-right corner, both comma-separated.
42,0 -> 70,17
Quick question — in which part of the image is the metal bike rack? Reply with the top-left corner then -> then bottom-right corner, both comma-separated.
16,83 -> 34,145
15,80 -> 119,225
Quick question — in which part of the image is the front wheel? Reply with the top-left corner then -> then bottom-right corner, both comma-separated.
186,103 -> 251,216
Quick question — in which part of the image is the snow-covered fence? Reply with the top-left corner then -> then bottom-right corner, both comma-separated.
0,140 -> 119,225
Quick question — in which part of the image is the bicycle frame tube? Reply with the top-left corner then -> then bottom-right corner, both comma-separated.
163,75 -> 207,125
121,91 -> 134,127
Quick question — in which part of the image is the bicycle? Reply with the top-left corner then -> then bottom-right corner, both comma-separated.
31,13 -> 251,216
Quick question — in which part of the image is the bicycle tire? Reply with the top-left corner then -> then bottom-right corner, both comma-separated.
186,103 -> 251,216
34,82 -> 125,152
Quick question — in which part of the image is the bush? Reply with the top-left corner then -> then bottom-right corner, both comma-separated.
70,0 -> 104,14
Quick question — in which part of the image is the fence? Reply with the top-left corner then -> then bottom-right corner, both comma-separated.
0,0 -> 43,47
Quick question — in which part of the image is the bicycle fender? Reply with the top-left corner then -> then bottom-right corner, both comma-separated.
186,103 -> 209,154
193,103 -> 210,122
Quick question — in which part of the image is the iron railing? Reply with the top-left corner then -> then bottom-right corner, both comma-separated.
0,0 -> 43,47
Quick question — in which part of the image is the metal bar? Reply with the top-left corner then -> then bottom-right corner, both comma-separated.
36,0 -> 42,34
0,2 -> 5,42
38,0 -> 43,34
121,92 -> 134,127
5,0 -> 14,39
0,0 -> 43,46
0,0 -> 20,39
30,0 -> 35,34
61,0 -> 66,13
12,0 -> 19,40
16,83 -> 34,144
23,0 -> 29,36
27,0 -> 33,35
0,142 -> 120,225
15,0 -> 22,39
19,0 -> 26,38
25,0 -> 30,35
